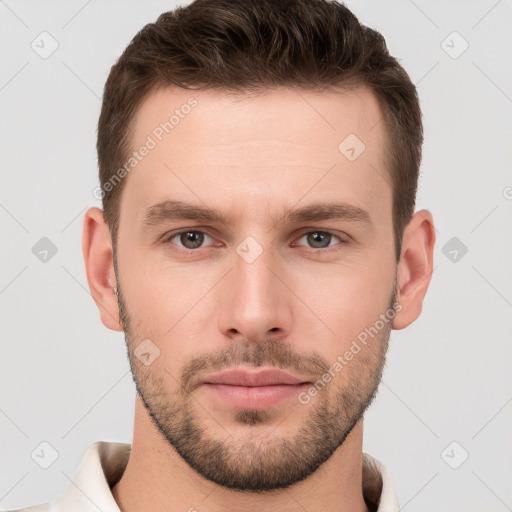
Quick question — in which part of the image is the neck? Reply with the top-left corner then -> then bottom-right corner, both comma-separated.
112,397 -> 369,512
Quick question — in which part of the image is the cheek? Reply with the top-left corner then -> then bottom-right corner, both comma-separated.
293,259 -> 395,359
119,256 -> 223,370
119,246 -> 206,331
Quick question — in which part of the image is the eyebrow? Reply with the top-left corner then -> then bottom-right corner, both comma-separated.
141,199 -> 371,227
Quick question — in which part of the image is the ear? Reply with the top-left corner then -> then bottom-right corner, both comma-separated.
82,207 -> 123,332
392,209 -> 436,330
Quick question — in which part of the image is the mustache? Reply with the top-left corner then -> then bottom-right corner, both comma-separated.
179,339 -> 330,395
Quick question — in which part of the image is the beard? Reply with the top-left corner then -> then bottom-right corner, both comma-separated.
116,274 -> 396,493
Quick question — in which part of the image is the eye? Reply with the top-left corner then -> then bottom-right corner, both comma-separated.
161,229 -> 347,253
164,230 -> 215,250
294,231 -> 345,250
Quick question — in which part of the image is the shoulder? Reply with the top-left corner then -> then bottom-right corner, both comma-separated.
6,441 -> 130,512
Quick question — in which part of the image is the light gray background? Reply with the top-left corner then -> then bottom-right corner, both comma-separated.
1,1 -> 511,510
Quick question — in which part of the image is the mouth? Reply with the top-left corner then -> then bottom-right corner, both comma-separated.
199,367 -> 311,410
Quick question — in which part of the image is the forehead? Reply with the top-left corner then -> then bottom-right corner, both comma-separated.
121,85 -> 391,228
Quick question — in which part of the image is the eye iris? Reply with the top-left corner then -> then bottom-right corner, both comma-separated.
307,232 -> 331,248
180,231 -> 204,249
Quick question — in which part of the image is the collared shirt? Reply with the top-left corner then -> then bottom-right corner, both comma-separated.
14,441 -> 400,512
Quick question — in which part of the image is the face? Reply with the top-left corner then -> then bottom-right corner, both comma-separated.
114,86 -> 398,491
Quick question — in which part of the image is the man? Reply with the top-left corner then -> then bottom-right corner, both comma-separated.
17,0 -> 435,510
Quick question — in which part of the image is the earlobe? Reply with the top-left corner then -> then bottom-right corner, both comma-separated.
392,209 -> 436,330
82,207 -> 123,332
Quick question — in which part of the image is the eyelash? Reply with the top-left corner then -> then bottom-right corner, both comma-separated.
161,229 -> 348,253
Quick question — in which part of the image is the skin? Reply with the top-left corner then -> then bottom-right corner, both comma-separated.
82,85 -> 435,512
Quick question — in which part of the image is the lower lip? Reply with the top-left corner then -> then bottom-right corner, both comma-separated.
203,383 -> 308,410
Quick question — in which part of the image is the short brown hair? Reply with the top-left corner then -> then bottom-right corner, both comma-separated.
97,0 -> 423,261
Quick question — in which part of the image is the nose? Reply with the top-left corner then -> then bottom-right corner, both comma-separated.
217,245 -> 293,344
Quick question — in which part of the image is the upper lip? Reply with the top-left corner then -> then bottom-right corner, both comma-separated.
201,368 -> 310,387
